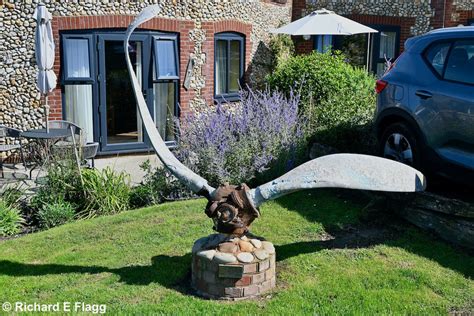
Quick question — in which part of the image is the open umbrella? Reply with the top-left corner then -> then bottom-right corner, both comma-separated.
33,3 -> 57,133
271,8 -> 378,69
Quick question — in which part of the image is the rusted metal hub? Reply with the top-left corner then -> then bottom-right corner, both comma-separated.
205,183 -> 260,235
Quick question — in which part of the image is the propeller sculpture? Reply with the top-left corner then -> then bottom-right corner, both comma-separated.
124,5 -> 426,237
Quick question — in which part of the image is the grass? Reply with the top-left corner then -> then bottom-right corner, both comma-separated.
0,189 -> 472,314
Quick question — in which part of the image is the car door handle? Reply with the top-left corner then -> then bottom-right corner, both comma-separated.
415,90 -> 433,99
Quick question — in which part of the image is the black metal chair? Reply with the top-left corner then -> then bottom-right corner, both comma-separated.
48,120 -> 98,168
0,125 -> 27,178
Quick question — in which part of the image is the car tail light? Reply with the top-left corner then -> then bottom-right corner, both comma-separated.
375,80 -> 388,94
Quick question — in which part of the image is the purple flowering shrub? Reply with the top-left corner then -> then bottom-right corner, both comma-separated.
175,88 -> 306,187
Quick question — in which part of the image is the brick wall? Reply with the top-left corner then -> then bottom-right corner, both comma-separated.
49,15 -> 196,119
432,0 -> 474,28
201,21 -> 252,106
48,16 -> 253,119
347,15 -> 415,53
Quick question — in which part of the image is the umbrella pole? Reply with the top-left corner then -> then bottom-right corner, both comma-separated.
366,33 -> 371,72
45,94 -> 49,133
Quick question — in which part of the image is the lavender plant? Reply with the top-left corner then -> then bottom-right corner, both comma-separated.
175,88 -> 306,187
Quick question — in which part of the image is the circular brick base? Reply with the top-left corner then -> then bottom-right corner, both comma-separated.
191,235 -> 276,300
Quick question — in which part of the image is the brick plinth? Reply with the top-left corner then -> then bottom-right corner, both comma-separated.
191,235 -> 276,300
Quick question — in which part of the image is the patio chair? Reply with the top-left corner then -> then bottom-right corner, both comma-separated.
47,120 -> 83,178
0,125 -> 27,178
48,120 -> 98,168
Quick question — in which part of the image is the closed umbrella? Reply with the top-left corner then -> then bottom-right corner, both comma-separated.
271,9 -> 378,69
33,3 -> 57,133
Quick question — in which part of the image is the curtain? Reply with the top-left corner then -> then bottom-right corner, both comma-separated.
64,38 -> 93,142
379,32 -> 396,59
154,82 -> 175,141
315,35 -> 332,53
215,40 -> 227,95
65,38 -> 90,78
228,40 -> 241,93
154,39 -> 177,78
64,84 -> 93,143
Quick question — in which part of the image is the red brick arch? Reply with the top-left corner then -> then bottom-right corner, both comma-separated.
201,20 -> 252,105
49,15 -> 195,118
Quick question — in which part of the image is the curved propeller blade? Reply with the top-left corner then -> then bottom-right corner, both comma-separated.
247,154 -> 426,208
124,5 -> 215,196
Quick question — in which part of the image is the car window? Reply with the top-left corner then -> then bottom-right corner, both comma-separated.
425,42 -> 451,76
444,40 -> 474,85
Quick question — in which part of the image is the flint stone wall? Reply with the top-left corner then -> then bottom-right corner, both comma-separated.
305,0 -> 434,36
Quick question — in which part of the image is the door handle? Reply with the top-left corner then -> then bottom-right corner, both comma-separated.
415,90 -> 433,99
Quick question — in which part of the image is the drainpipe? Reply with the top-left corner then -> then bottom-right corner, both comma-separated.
442,0 -> 446,28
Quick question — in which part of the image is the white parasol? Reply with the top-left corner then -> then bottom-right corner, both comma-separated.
33,3 -> 57,133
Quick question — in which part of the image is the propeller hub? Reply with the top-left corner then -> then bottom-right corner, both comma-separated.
205,183 -> 260,236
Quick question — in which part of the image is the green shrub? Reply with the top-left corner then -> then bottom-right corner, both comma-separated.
267,51 -> 377,153
0,200 -> 24,236
37,199 -> 76,229
0,186 -> 23,209
269,33 -> 295,70
130,160 -> 194,209
79,167 -> 131,218
30,157 -> 84,213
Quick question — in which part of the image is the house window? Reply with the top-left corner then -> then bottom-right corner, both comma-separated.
153,36 -> 179,80
371,26 -> 400,77
214,32 -> 245,101
61,34 -> 94,143
314,35 -> 333,53
153,35 -> 179,142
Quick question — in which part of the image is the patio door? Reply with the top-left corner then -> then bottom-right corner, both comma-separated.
97,33 -> 152,153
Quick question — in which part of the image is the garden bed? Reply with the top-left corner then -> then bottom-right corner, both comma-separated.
0,190 -> 472,314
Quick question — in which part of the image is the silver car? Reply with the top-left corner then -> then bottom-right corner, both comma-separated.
375,26 -> 474,182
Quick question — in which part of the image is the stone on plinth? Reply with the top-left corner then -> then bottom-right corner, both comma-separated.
191,234 -> 276,300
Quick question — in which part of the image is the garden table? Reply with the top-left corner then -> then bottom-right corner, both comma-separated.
20,128 -> 72,179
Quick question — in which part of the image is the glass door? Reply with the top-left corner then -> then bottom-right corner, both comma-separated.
97,33 -> 151,152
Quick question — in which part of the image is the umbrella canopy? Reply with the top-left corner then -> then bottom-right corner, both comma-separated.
34,4 -> 57,132
271,9 -> 378,35
34,4 -> 57,94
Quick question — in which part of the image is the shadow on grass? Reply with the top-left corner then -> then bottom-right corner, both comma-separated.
0,254 -> 193,294
0,189 -> 472,288
275,190 -> 474,279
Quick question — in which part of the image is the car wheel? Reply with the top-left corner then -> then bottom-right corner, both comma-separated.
379,122 -> 421,168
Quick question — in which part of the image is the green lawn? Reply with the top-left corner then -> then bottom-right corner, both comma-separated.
0,190 -> 472,315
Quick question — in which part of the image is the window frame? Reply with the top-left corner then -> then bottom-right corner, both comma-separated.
422,38 -> 474,87
214,32 -> 245,102
61,34 -> 95,84
313,35 -> 333,53
152,34 -> 179,81
370,25 -> 401,76
60,30 -> 181,154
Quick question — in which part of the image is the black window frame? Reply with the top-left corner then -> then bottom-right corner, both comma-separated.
422,38 -> 474,87
370,25 -> 401,76
153,34 -> 179,81
214,32 -> 245,102
61,34 -> 95,84
59,30 -> 181,154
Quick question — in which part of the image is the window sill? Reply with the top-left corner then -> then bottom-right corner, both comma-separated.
214,94 -> 241,103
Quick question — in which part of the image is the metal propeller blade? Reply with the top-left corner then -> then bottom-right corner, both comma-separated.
124,5 -> 215,197
247,154 -> 426,208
